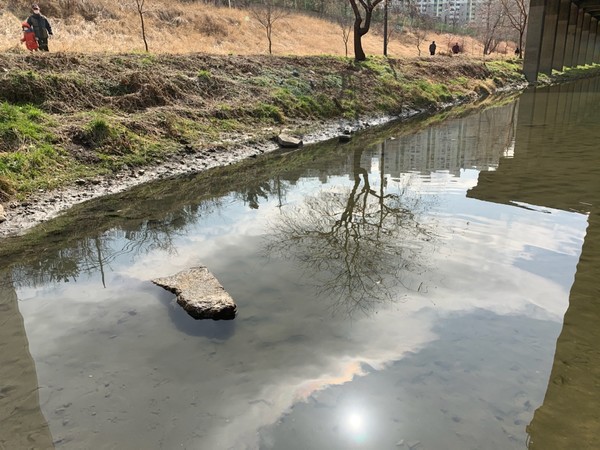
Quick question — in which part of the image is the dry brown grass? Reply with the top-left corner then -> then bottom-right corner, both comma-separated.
0,2 -> 516,58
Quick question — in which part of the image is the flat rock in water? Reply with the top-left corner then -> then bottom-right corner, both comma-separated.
152,266 -> 237,320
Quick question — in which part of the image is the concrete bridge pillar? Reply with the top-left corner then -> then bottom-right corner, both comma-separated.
553,0 -> 573,70
540,0 -> 561,75
578,13 -> 592,65
573,9 -> 585,66
586,18 -> 598,63
523,1 -> 600,82
595,21 -> 600,62
524,0 -> 547,81
564,4 -> 580,68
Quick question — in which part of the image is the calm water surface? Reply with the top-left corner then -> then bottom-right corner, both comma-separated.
1,78 -> 600,450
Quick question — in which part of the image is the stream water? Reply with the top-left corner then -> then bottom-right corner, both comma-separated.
1,77 -> 600,450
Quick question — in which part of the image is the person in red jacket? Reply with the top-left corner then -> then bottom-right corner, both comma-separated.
21,21 -> 39,51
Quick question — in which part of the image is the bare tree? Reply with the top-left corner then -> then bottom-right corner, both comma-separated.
337,12 -> 353,57
500,0 -> 528,58
250,0 -> 290,55
408,13 -> 433,56
348,0 -> 385,61
473,0 -> 507,55
412,23 -> 428,56
135,0 -> 149,52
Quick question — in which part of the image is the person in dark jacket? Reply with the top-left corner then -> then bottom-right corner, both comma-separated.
429,41 -> 436,56
27,4 -> 53,52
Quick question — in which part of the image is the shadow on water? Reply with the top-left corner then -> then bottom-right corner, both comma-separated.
155,288 -> 237,340
469,77 -> 600,448
0,270 -> 54,449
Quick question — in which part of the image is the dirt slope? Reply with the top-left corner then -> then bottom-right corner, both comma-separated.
0,2 -> 494,57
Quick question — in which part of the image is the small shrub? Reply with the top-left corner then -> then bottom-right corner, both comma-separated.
74,116 -> 132,152
139,55 -> 157,66
87,118 -> 113,146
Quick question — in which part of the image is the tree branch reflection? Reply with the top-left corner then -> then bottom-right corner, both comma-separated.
266,144 -> 435,316
9,200 -> 221,289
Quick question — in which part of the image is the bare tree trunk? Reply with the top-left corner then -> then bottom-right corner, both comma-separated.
383,0 -> 388,56
348,0 -> 384,62
353,16 -> 366,61
136,0 -> 149,52
267,26 -> 272,54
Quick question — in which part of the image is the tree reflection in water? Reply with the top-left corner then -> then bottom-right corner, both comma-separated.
8,201 -> 220,290
266,144 -> 436,316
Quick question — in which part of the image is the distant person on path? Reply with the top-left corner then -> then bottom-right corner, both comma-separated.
21,21 -> 39,51
27,4 -> 53,52
429,41 -> 436,56
515,47 -> 521,57
452,42 -> 460,54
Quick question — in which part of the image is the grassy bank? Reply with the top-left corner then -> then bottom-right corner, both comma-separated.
0,53 -> 525,202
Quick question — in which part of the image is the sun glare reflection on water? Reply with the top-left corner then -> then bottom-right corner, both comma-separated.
344,409 -> 370,445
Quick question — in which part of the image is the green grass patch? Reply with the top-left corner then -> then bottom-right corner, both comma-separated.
245,75 -> 273,87
485,59 -> 525,83
253,103 -> 285,123
322,74 -> 343,89
272,88 -> 337,119
555,64 -> 600,81
139,54 -> 157,66
209,118 -> 243,132
0,103 -> 98,195
197,70 -> 212,81
359,57 -> 396,78
0,143 -> 83,196
409,80 -> 454,105
0,103 -> 54,150
10,69 -> 41,83
449,76 -> 470,88
80,117 -> 124,149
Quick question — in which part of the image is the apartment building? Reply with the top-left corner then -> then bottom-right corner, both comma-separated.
391,0 -> 479,26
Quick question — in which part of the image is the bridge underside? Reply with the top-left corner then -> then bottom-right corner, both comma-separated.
524,0 -> 600,82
